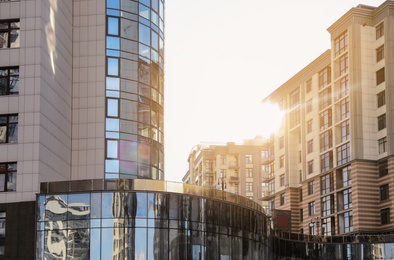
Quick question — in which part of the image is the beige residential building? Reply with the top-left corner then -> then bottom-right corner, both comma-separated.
263,0 -> 394,236
183,136 -> 270,210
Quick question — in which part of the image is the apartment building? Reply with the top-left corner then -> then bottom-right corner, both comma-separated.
263,0 -> 394,236
183,136 -> 270,210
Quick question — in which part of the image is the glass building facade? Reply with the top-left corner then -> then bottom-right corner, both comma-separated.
105,0 -> 165,180
36,179 -> 270,259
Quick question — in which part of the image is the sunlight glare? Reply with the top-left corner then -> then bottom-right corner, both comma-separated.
260,102 -> 284,137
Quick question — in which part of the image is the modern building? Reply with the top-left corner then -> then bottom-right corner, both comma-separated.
262,0 -> 394,238
0,0 -> 273,259
183,137 -> 271,211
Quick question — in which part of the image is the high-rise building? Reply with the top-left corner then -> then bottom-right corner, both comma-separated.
183,136 -> 270,211
0,0 -> 270,259
263,0 -> 394,237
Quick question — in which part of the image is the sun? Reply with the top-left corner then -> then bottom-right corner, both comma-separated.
259,102 -> 285,137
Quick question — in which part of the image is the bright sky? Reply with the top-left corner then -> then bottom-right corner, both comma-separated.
164,0 -> 385,182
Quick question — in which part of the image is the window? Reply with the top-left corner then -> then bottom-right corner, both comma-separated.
378,137 -> 387,154
308,181 -> 314,195
307,119 -> 313,134
306,79 -> 312,93
0,212 -> 4,255
279,156 -> 284,168
321,195 -> 334,217
381,208 -> 390,225
376,22 -> 384,39
319,87 -> 331,110
376,45 -> 384,62
0,162 -> 16,192
290,108 -> 300,128
319,109 -> 332,131
246,182 -> 253,192
380,184 -> 389,201
280,193 -> 285,206
308,160 -> 314,175
279,136 -> 284,149
290,88 -> 300,108
280,174 -> 285,187
107,16 -> 120,36
321,151 -> 333,173
337,142 -> 350,166
339,54 -> 348,76
307,140 -> 313,154
335,31 -> 348,56
343,188 -> 352,210
377,91 -> 385,108
378,160 -> 388,177
300,208 -> 303,221
245,168 -> 253,178
376,67 -> 385,85
0,19 -> 20,48
0,114 -> 18,143
245,154 -> 252,164
337,165 -> 351,188
322,217 -> 335,236
220,155 -> 226,164
0,67 -> 19,95
378,114 -> 386,131
205,160 -> 213,172
320,130 -> 332,152
321,173 -> 333,195
306,99 -> 312,113
308,201 -> 315,216
319,67 -> 331,89
299,188 -> 303,202
340,98 -> 349,120
344,211 -> 353,233
339,76 -> 349,98
341,120 -> 350,142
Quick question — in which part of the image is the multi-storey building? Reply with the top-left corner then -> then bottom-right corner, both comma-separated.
263,0 -> 394,236
183,136 -> 270,210
0,0 -> 271,259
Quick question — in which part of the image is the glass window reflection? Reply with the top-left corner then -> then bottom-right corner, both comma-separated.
139,24 -> 150,46
106,77 -> 120,91
106,0 -> 120,9
139,4 -> 150,19
105,159 -> 119,173
106,36 -> 120,50
106,118 -> 119,131
107,17 -> 119,35
107,98 -> 119,117
107,57 -> 119,76
107,140 -> 118,158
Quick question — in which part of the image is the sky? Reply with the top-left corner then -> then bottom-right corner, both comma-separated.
163,0 -> 385,182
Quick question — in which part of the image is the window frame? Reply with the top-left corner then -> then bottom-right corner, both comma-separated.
378,137 -> 387,154
381,208 -> 390,225
376,67 -> 385,85
377,90 -> 385,108
376,22 -> 384,39
376,45 -> 384,62
0,114 -> 18,144
0,162 -> 17,192
0,19 -> 20,48
0,66 -> 19,96
378,114 -> 386,131
380,184 -> 389,201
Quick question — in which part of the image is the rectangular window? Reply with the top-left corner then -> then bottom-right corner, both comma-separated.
306,99 -> 312,113
220,155 -> 226,164
322,217 -> 335,236
308,201 -> 315,216
320,130 -> 332,152
280,174 -> 285,187
380,184 -> 389,201
299,188 -> 303,202
339,54 -> 348,76
290,108 -> 300,128
377,91 -> 386,108
320,151 -> 333,173
279,156 -> 284,168
307,140 -> 313,154
339,76 -> 349,98
335,31 -> 348,56
246,182 -> 253,192
308,181 -> 314,195
319,109 -> 332,131
379,137 -> 387,154
341,120 -> 350,142
376,67 -> 385,85
107,16 -> 120,36
340,98 -> 349,120
306,79 -> 312,93
379,160 -> 388,177
308,160 -> 314,175
245,154 -> 252,164
245,168 -> 253,178
344,211 -> 353,233
0,162 -> 17,192
338,165 -> 351,188
307,119 -> 313,134
376,22 -> 384,39
280,193 -> 285,206
319,87 -> 331,110
381,208 -> 390,225
319,67 -> 331,89
0,19 -> 20,48
0,114 -> 18,143
290,88 -> 300,108
378,114 -> 386,131
0,67 -> 19,95
376,45 -> 384,62
300,208 -> 303,221
321,195 -> 334,217
337,142 -> 350,166
321,173 -> 333,195
343,188 -> 352,210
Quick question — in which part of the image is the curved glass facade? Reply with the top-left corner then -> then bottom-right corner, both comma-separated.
36,180 -> 270,259
105,0 -> 165,180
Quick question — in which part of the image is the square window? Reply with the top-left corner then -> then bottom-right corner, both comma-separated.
0,20 -> 20,48
0,163 -> 16,192
0,67 -> 19,95
0,114 -> 18,144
